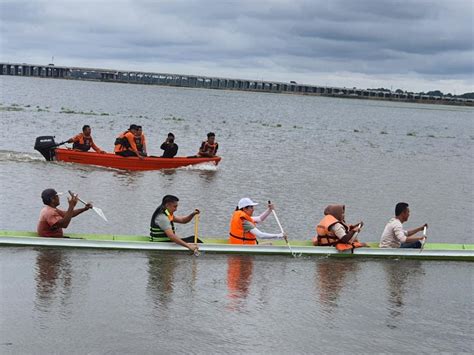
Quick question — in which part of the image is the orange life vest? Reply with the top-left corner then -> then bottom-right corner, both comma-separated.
72,133 -> 94,151
314,215 -> 363,251
229,210 -> 257,245
114,131 -> 137,152
200,141 -> 218,156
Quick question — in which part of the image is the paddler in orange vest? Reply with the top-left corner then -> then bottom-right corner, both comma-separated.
134,125 -> 147,157
67,125 -> 106,153
198,132 -> 219,157
229,198 -> 286,245
114,124 -> 144,159
312,204 -> 368,251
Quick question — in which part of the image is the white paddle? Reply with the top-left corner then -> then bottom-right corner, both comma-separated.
352,223 -> 363,240
68,190 -> 108,222
420,226 -> 427,252
193,212 -> 200,256
268,201 -> 300,257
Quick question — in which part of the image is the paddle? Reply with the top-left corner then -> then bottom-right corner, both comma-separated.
68,190 -> 108,222
352,223 -> 363,240
193,212 -> 200,256
420,226 -> 427,252
268,201 -> 300,257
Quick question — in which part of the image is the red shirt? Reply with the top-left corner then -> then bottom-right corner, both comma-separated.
37,206 -> 66,237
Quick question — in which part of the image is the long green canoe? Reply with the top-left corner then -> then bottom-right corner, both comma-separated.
1,231 -> 473,261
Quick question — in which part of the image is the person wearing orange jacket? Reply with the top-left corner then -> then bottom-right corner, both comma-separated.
198,132 -> 218,157
114,124 -> 144,159
67,125 -> 106,153
134,125 -> 147,157
229,198 -> 285,245
312,204 -> 367,251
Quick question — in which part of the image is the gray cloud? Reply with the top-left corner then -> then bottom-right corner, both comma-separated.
0,0 -> 472,92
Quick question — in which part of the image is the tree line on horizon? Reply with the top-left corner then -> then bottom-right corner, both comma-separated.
368,88 -> 473,99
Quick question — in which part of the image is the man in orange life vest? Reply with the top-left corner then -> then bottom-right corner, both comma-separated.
313,204 -> 367,251
134,125 -> 147,157
67,125 -> 106,153
198,132 -> 218,157
114,124 -> 144,159
229,198 -> 286,245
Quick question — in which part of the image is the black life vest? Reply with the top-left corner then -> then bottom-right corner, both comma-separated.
134,135 -> 144,153
150,208 -> 175,242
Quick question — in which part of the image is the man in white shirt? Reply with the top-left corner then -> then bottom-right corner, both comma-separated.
379,202 -> 427,248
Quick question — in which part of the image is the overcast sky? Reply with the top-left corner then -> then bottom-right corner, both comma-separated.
1,0 -> 473,93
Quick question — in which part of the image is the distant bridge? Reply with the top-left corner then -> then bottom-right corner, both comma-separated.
1,62 -> 472,106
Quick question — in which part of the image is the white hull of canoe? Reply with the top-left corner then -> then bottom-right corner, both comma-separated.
1,236 -> 472,260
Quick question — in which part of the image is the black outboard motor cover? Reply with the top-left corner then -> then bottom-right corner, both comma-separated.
34,136 -> 57,161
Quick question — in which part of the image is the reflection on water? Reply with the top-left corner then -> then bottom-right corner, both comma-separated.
34,248 -> 72,312
111,170 -> 146,187
383,260 -> 424,329
315,258 -> 360,312
226,255 -> 254,311
198,170 -> 218,183
146,253 -> 177,309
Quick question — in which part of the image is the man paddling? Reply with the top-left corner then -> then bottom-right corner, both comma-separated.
37,189 -> 92,238
379,202 -> 428,248
67,125 -> 106,153
150,195 -> 200,253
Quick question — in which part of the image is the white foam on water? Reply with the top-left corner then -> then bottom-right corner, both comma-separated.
177,162 -> 219,171
0,150 -> 45,163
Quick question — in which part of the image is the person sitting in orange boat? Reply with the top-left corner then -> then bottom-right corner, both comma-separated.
67,125 -> 106,153
229,198 -> 286,245
114,124 -> 144,159
312,204 -> 367,251
160,132 -> 178,158
150,195 -> 200,253
198,132 -> 218,157
134,125 -> 147,157
37,188 -> 92,238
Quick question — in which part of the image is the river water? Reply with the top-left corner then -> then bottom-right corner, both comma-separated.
0,76 -> 473,353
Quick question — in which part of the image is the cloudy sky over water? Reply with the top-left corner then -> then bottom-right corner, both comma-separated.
1,0 -> 473,93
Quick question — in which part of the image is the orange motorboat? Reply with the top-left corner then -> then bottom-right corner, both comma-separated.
34,136 -> 221,171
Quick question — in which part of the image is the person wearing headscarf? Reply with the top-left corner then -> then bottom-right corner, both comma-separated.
312,204 -> 367,251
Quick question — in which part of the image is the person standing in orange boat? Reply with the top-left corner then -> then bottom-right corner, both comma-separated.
114,124 -> 144,159
67,125 -> 106,153
313,204 -> 367,251
229,198 -> 285,245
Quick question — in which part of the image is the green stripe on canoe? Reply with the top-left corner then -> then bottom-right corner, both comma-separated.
0,230 -> 472,250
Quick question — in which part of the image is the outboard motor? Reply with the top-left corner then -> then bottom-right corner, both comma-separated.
34,136 -> 58,161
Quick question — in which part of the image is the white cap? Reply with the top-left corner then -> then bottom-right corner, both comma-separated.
238,198 -> 258,209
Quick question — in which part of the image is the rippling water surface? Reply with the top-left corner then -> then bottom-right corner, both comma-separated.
0,76 -> 473,353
